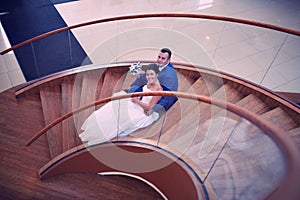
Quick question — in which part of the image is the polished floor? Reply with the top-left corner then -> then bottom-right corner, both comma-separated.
0,0 -> 299,93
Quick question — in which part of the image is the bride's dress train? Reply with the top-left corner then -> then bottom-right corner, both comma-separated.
79,85 -> 159,145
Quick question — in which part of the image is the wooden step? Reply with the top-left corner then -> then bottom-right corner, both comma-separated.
99,67 -> 127,99
185,117 -> 239,161
261,107 -> 298,131
130,72 -> 196,140
158,105 -> 202,144
288,127 -> 300,150
160,116 -> 208,155
212,81 -> 245,103
39,85 -> 63,158
186,93 -> 271,147
195,82 -> 245,126
188,94 -> 270,145
129,72 -> 212,141
158,76 -> 224,143
115,70 -> 218,142
125,69 -> 223,135
75,69 -> 105,129
178,95 -> 299,198
163,102 -> 253,153
203,148 -> 283,200
235,94 -> 270,114
222,93 -> 271,122
113,71 -> 136,93
61,80 -> 82,151
169,75 -> 219,120
183,116 -> 268,166
182,117 -> 285,199
190,94 -> 270,147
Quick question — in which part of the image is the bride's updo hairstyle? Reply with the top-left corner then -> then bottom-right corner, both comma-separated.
145,63 -> 160,74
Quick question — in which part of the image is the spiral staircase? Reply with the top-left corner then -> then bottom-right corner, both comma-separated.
0,62 -> 299,199
1,14 -> 300,200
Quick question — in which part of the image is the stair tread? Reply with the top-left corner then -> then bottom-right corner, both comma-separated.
130,73 -> 196,139
133,75 -> 216,141
212,83 -> 244,103
61,81 -> 82,151
288,127 -> 300,150
99,67 -> 126,99
182,117 -> 284,200
39,85 -> 63,158
117,73 -> 226,141
114,72 -> 135,93
261,107 -> 298,131
160,81 -> 245,144
225,94 -> 270,121
235,94 -> 269,115
76,70 -> 104,129
161,76 -> 222,128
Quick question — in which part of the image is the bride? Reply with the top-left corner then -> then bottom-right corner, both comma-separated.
79,64 -> 163,145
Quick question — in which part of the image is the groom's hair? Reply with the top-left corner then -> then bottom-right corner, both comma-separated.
161,48 -> 172,59
146,64 -> 160,74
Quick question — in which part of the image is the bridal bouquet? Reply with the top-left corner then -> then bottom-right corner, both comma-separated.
128,62 -> 142,75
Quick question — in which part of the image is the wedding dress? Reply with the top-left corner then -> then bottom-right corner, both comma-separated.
79,85 -> 159,145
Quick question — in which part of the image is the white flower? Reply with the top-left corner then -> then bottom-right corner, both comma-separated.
128,62 -> 142,75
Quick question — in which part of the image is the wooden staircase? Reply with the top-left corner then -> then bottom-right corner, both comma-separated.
38,67 -> 132,158
7,63 -> 300,199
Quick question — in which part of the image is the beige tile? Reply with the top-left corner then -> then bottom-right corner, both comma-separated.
4,53 -> 20,71
0,56 -> 8,73
8,69 -> 26,86
274,77 -> 300,93
0,73 -> 12,93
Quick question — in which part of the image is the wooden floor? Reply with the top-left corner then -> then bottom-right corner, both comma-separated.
0,88 -> 163,200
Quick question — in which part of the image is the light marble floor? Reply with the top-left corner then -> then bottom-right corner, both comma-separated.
0,22 -> 26,92
0,0 -> 299,93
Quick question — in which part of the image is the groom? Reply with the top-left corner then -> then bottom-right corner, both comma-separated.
127,48 -> 178,116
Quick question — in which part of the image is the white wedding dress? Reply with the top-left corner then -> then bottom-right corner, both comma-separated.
79,85 -> 159,145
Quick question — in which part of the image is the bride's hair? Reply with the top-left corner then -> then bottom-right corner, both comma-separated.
145,63 -> 160,74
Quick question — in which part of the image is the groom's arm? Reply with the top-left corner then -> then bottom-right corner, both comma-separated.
153,68 -> 178,112
152,88 -> 177,113
127,74 -> 147,93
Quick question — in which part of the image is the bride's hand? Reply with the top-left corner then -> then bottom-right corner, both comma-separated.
131,97 -> 139,103
136,70 -> 145,76
136,70 -> 145,78
144,109 -> 153,116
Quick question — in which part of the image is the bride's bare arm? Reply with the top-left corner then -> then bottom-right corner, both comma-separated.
131,86 -> 162,111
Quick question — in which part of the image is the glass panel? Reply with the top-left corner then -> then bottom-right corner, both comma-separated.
179,110 -> 286,199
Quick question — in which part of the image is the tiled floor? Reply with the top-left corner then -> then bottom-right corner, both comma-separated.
0,0 -> 299,93
0,22 -> 26,92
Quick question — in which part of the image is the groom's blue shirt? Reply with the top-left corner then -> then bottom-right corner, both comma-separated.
128,63 -> 178,112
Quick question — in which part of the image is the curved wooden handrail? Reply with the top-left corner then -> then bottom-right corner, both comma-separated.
23,91 -> 274,146
1,13 -> 300,55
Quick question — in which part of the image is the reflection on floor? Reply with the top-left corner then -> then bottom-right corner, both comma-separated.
1,0 -> 300,94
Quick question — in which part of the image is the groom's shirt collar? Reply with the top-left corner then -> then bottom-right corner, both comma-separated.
159,62 -> 170,71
